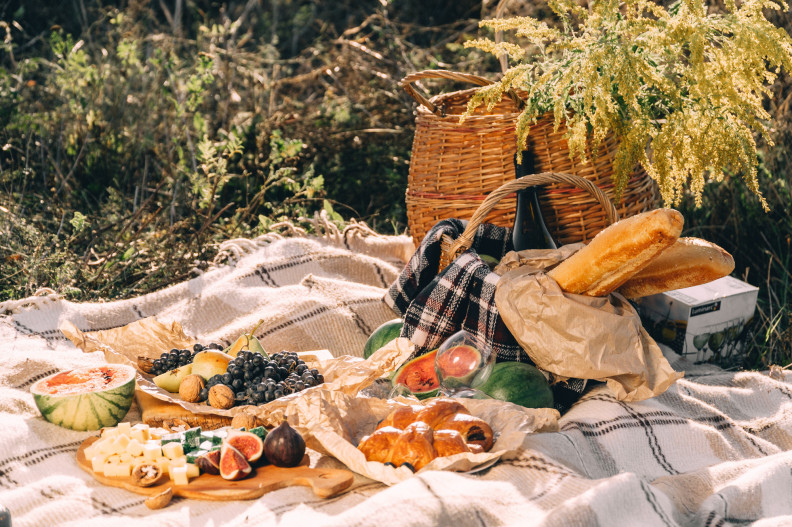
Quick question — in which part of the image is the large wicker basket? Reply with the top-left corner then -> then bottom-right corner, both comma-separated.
401,70 -> 659,245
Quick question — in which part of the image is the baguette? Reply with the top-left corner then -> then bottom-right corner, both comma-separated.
547,208 -> 684,296
617,237 -> 735,299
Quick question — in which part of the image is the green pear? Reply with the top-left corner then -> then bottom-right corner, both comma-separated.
192,350 -> 232,381
153,363 -> 193,393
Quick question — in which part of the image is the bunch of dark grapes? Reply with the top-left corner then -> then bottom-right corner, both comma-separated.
149,342 -> 223,376
197,350 -> 324,406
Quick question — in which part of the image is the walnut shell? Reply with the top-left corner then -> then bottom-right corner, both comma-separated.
231,412 -> 261,430
145,487 -> 173,510
132,462 -> 163,487
208,384 -> 235,409
179,374 -> 206,403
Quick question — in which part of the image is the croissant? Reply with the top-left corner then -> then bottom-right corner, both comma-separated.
358,399 -> 495,471
386,422 -> 437,471
376,404 -> 422,430
413,399 -> 470,429
432,429 -> 472,457
436,413 -> 494,453
357,426 -> 402,464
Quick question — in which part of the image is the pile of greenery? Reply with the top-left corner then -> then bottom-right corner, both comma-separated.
1,0 -> 790,370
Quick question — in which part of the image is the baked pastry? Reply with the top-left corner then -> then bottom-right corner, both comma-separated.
376,404 -> 422,430
413,399 -> 470,429
386,422 -> 438,471
617,237 -> 735,299
436,413 -> 494,453
432,429 -> 472,457
358,399 -> 495,470
357,426 -> 402,464
547,208 -> 684,296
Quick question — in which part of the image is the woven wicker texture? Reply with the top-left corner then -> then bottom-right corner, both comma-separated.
439,173 -> 619,269
401,70 -> 659,245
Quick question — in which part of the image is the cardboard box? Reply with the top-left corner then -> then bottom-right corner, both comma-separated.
636,276 -> 759,368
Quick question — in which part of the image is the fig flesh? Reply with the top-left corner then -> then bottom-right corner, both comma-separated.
219,443 -> 252,480
226,430 -> 265,464
263,420 -> 305,468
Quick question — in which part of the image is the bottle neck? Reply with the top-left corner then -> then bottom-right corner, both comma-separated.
512,149 -> 557,251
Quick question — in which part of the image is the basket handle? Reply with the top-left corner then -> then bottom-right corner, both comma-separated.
399,69 -> 522,116
440,172 -> 620,264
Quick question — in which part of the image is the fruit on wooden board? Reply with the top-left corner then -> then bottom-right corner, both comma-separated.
195,450 -> 221,475
363,318 -> 403,359
225,430 -> 265,464
30,364 -> 136,431
390,349 -> 439,399
153,363 -> 193,393
191,350 -> 232,381
219,443 -> 252,480
476,362 -> 554,409
263,421 -> 305,468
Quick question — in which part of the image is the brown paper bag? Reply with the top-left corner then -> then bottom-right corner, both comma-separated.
494,248 -> 683,402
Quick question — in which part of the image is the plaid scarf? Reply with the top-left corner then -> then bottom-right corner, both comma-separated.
385,219 -> 589,412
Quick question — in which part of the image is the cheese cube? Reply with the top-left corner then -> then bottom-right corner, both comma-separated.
185,463 -> 200,479
116,422 -> 132,435
91,455 -> 106,473
112,434 -> 130,454
148,427 -> 168,440
171,465 -> 189,486
126,438 -> 144,457
155,457 -> 170,475
94,439 -> 115,458
102,461 -> 116,477
107,454 -> 121,464
114,462 -> 132,478
162,442 -> 184,460
119,452 -> 134,464
131,423 -> 150,442
143,442 -> 161,461
169,456 -> 187,469
101,427 -> 119,440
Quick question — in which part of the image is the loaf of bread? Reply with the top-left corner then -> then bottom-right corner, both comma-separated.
547,208 -> 684,296
617,237 -> 735,299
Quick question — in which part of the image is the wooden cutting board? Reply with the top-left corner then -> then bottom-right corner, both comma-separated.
77,436 -> 354,499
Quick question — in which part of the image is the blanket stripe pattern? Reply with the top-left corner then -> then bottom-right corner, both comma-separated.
1,228 -> 791,526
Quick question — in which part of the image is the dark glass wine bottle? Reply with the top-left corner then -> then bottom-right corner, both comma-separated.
511,147 -> 558,251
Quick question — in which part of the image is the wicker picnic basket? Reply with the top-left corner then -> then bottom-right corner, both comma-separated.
400,70 -> 659,245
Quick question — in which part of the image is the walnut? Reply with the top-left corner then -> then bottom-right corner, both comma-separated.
145,487 -> 173,510
231,412 -> 260,430
179,374 -> 206,403
132,462 -> 163,487
208,384 -> 235,409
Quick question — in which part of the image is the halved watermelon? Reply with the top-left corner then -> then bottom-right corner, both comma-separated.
30,364 -> 136,431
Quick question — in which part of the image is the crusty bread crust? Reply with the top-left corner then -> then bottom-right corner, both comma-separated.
547,208 -> 684,296
617,237 -> 734,298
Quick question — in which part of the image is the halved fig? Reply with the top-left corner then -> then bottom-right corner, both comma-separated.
225,430 -> 265,464
195,450 -> 221,475
219,443 -> 252,481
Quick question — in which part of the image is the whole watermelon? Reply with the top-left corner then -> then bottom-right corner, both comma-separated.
477,362 -> 554,409
363,318 -> 403,359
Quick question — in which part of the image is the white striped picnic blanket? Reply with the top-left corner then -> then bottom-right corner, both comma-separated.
1,223 -> 791,526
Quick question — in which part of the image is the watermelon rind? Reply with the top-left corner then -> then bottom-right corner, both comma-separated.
477,362 -> 554,409
30,364 -> 136,431
363,318 -> 403,359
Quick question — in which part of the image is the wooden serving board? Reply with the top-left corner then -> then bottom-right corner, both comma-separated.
77,437 -> 354,500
